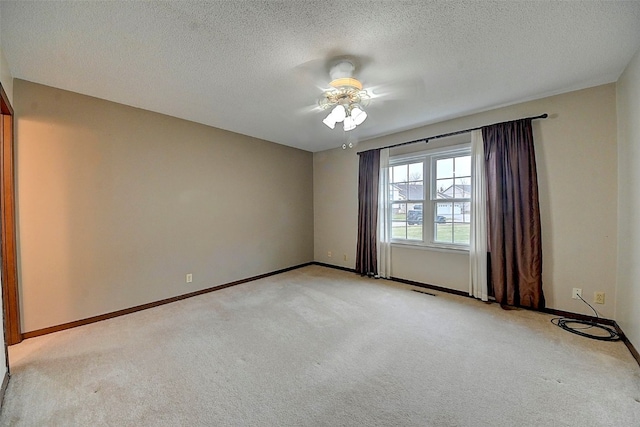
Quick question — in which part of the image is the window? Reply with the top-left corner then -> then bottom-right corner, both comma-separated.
390,161 -> 424,241
388,145 -> 471,249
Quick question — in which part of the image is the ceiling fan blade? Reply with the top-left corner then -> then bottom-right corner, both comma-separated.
366,77 -> 427,102
291,58 -> 332,91
291,54 -> 376,91
294,103 -> 324,116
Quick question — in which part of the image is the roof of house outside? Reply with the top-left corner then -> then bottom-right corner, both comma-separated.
438,184 -> 471,199
391,183 -> 423,201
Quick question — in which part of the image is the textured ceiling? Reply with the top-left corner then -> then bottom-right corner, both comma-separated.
2,1 -> 640,152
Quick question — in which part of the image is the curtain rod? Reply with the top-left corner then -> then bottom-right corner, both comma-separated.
356,113 -> 548,155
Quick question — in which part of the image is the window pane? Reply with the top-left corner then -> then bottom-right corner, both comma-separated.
391,165 -> 407,183
407,222 -> 423,240
390,182 -> 407,201
453,223 -> 470,244
436,158 -> 453,179
407,181 -> 423,200
456,202 -> 471,223
393,203 -> 407,220
436,202 -> 452,221
453,178 -> 471,198
435,202 -> 452,243
407,203 -> 423,240
407,203 -> 423,225
390,161 -> 425,242
408,162 -> 423,181
392,203 -> 407,239
436,179 -> 453,198
455,156 -> 471,177
453,155 -> 471,199
435,222 -> 453,243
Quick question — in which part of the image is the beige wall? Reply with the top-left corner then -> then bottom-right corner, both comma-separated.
15,79 -> 314,332
315,84 -> 618,318
616,46 -> 640,349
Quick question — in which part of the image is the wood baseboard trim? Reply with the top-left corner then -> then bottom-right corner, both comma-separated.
613,322 -> 640,367
389,276 -> 470,297
311,263 -> 468,298
385,274 -> 617,326
539,307 -> 615,326
21,262 -> 314,340
0,369 -> 8,410
312,262 -> 356,273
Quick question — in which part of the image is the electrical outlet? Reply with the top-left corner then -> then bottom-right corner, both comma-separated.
327,251 -> 332,258
594,292 -> 605,304
572,288 -> 582,299
186,273 -> 193,283
343,254 -> 347,261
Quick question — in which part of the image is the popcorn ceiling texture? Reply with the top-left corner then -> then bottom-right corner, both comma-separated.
1,1 -> 640,151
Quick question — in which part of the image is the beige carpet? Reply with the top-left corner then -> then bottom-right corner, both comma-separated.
1,265 -> 639,426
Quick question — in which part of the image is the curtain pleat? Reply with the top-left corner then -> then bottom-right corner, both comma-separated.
483,119 -> 545,309
469,130 -> 488,301
356,149 -> 380,276
377,148 -> 391,278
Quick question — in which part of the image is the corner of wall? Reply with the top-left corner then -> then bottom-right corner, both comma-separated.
615,45 -> 640,352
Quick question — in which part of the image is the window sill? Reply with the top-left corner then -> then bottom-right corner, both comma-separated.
391,241 -> 469,255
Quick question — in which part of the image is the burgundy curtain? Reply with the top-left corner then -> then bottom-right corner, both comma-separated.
483,119 -> 545,309
355,149 -> 380,276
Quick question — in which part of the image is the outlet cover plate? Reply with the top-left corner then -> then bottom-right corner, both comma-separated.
594,292 -> 605,304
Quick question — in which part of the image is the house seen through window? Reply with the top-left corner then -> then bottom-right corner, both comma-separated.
389,145 -> 471,249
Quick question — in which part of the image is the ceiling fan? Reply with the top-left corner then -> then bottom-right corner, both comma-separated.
293,55 -> 426,149
317,60 -> 370,134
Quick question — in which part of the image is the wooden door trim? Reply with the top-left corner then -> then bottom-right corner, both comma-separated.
0,83 -> 21,346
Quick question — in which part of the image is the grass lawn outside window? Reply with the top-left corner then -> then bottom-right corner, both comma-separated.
392,223 -> 470,244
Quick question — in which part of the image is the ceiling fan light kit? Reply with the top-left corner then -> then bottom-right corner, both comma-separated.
319,60 -> 370,132
322,105 -> 345,129
351,105 -> 367,125
343,115 -> 357,131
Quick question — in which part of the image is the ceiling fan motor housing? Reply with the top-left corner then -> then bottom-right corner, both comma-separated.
329,60 -> 356,80
319,60 -> 369,110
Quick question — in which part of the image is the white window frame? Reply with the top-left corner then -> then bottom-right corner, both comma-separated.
388,143 -> 471,251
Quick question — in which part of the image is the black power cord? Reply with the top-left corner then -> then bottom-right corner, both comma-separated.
550,293 -> 620,341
